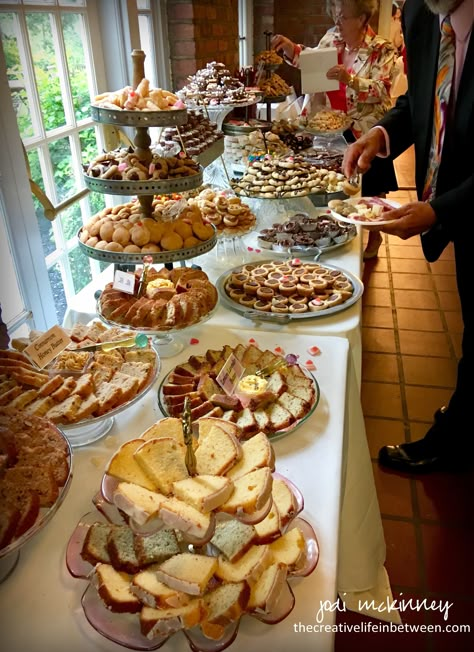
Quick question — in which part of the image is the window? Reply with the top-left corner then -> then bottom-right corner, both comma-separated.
0,0 -> 169,333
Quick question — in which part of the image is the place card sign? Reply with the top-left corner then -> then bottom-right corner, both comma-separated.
24,325 -> 72,369
216,353 -> 244,395
113,269 -> 136,295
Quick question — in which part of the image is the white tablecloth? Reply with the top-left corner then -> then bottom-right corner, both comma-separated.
0,329 -> 392,652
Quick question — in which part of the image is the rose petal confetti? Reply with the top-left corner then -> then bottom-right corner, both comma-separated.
274,346 -> 285,354
248,338 -> 257,344
255,249 -> 261,253
189,338 -> 199,345
308,346 -> 321,356
247,246 -> 254,252
304,360 -> 317,370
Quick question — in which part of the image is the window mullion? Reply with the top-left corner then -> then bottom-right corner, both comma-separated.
16,8 -> 44,140
50,9 -> 76,129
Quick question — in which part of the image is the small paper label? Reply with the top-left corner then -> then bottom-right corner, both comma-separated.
24,325 -> 72,369
113,270 -> 136,295
216,354 -> 244,395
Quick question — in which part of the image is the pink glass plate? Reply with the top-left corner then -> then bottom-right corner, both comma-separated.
69,515 -> 318,652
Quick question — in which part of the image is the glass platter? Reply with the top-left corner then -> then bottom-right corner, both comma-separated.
256,209 -> 357,258
216,260 -> 364,323
61,347 -> 160,447
329,197 -> 400,226
96,301 -> 219,359
66,473 -> 319,652
77,225 -> 217,265
157,364 -> 320,443
0,424 -> 73,582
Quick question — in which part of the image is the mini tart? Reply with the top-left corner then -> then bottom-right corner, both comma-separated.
231,273 -> 249,287
253,300 -> 272,311
261,263 -> 276,270
272,294 -> 289,304
300,273 -> 317,284
268,271 -> 285,281
239,294 -> 257,307
291,268 -> 307,279
271,301 -> 289,313
279,282 -> 297,297
296,283 -> 314,298
324,291 -> 344,307
289,294 -> 308,304
277,265 -> 292,275
228,287 -> 246,301
243,281 -> 260,295
264,278 -> 281,290
309,277 -> 328,291
256,286 -> 275,300
289,302 -> 308,313
250,267 -> 270,279
308,298 -> 327,312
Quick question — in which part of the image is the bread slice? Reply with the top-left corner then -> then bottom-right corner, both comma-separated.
195,424 -> 242,476
106,439 -> 157,492
45,394 -> 82,423
72,392 -> 99,421
215,543 -> 271,582
108,371 -> 140,403
219,467 -> 273,515
285,382 -> 315,404
253,500 -> 281,543
172,475 -> 233,513
202,581 -> 249,633
210,519 -> 257,562
197,417 -> 242,441
94,381 -> 123,416
225,432 -> 275,481
265,402 -> 293,432
256,349 -> 280,370
241,344 -> 262,368
91,563 -> 141,613
107,524 -> 141,573
140,417 -> 184,445
140,601 -> 202,639
3,464 -> 58,507
269,527 -> 305,568
159,496 -> 213,539
266,371 -> 287,397
131,567 -> 191,608
112,482 -> 166,526
235,407 -> 259,438
247,562 -> 288,613
23,396 -> 55,417
133,528 -> 180,566
272,478 -> 298,527
134,437 -> 188,495
119,361 -> 152,390
253,408 -> 271,434
81,522 -> 114,565
156,553 -> 217,596
278,391 -> 309,421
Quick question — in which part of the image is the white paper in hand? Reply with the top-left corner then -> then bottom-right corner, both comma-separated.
299,47 -> 339,93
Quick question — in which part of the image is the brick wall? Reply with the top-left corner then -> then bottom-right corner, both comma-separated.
167,0 -> 240,91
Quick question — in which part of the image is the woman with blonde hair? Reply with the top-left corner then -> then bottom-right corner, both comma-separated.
272,0 -> 399,259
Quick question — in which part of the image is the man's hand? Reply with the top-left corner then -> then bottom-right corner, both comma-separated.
369,202 -> 437,239
270,34 -> 296,60
342,129 -> 387,178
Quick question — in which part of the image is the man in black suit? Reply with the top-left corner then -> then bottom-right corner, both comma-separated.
343,0 -> 473,473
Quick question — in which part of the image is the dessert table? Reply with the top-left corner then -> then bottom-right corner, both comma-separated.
0,327 -> 393,652
63,197 -> 364,386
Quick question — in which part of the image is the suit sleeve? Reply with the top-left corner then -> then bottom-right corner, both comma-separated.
431,174 -> 474,239
377,94 -> 415,158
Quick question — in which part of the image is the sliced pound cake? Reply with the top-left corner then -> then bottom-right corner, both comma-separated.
210,519 -> 257,562
247,561 -> 288,614
155,553 -> 217,596
201,581 -> 249,640
91,563 -> 141,613
172,475 -> 233,513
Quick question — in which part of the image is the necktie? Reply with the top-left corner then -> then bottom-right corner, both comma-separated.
422,16 -> 455,201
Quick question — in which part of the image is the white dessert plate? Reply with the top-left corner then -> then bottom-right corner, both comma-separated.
329,197 -> 401,226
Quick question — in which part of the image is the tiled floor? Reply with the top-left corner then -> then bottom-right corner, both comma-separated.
335,148 -> 474,651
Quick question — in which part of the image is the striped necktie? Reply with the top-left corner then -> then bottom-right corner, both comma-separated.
422,16 -> 455,201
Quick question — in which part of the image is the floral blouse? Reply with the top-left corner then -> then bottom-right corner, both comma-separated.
294,26 -> 397,137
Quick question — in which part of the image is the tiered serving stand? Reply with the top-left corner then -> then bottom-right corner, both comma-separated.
81,50 -> 218,356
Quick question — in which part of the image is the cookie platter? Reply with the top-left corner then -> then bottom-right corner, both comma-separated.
90,104 -> 189,127
83,169 -> 204,196
217,259 -> 364,322
257,209 -> 357,257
